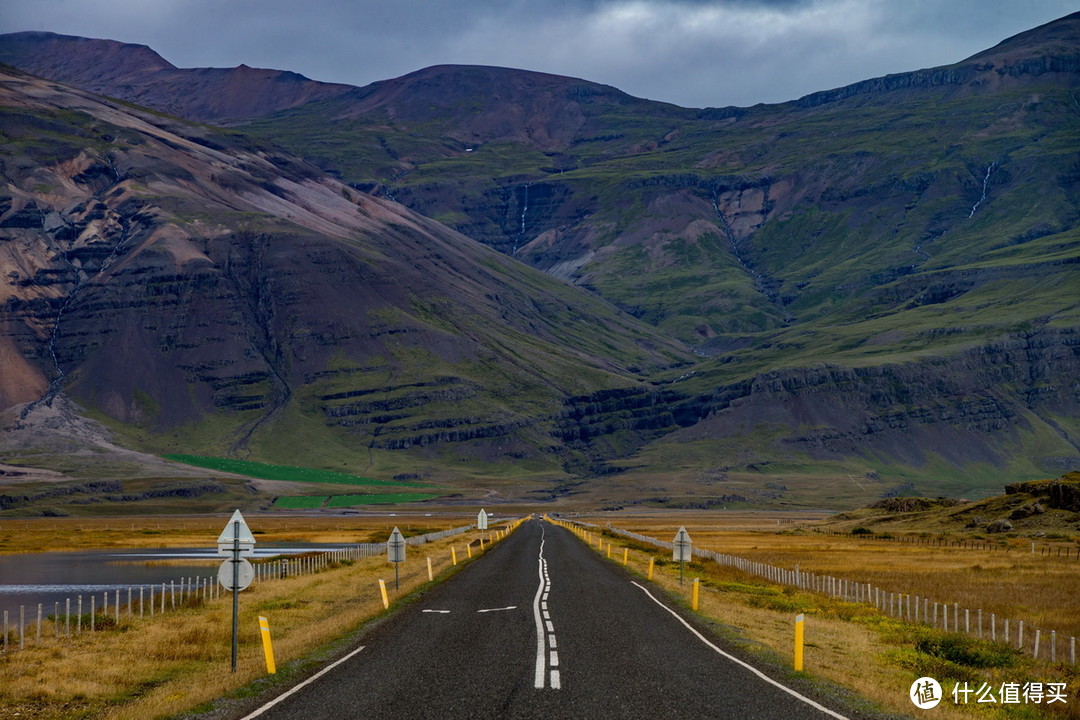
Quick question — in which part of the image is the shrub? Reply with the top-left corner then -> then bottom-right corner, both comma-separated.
915,634 -> 1019,669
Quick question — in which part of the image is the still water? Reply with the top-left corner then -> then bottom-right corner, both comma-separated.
0,544 -> 349,617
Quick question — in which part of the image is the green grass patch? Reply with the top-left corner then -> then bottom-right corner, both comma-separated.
163,455 -> 430,487
272,496 -> 328,509
324,493 -> 440,507
915,634 -> 1021,669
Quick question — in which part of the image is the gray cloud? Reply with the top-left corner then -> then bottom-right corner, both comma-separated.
1,0 -> 1075,107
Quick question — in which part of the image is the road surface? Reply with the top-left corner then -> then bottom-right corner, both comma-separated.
238,519 -> 855,720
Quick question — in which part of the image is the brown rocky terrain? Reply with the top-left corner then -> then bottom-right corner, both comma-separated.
0,66 -> 686,479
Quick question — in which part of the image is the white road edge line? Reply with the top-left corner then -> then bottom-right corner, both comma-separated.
533,524 -> 547,689
238,645 -> 366,720
630,582 -> 850,720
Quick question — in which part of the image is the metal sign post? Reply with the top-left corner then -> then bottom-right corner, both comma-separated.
217,510 -> 256,673
672,526 -> 693,585
387,526 -> 406,590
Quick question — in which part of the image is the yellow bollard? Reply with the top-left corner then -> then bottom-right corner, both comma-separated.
794,613 -> 805,671
467,543 -> 472,559
426,556 -> 433,582
692,578 -> 700,611
606,543 -> 612,559
451,547 -> 458,566
258,616 -> 276,674
378,579 -> 389,610
622,548 -> 628,566
648,557 -> 655,580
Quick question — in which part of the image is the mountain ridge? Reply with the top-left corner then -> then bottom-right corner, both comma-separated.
0,31 -> 356,123
1,16 -> 1078,507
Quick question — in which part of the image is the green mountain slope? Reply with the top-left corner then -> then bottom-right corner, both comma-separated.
0,66 -> 688,489
238,15 -> 1079,353
1,15 -> 1077,506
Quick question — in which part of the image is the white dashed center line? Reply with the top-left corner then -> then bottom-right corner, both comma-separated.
532,525 -> 561,690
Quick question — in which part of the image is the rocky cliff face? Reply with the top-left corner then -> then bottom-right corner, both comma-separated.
547,327 -> 1079,477
695,328 -> 1079,467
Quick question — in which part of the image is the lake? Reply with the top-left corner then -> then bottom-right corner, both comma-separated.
0,544 -> 351,618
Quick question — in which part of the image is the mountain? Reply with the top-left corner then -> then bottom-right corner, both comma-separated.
0,65 -> 688,490
240,13 -> 1080,500
0,32 -> 354,123
1,15 -> 1078,507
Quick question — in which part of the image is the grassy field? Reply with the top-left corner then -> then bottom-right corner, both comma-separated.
271,493 -> 441,509
0,515 -> 525,719
605,512 -> 1080,641
554,515 -> 1080,719
270,496 -> 329,509
0,514 -> 485,554
162,455 -> 430,487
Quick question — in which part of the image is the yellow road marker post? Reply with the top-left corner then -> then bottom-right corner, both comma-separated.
378,579 -> 389,610
451,547 -> 458,566
692,578 -> 700,611
426,556 -> 434,581
258,615 -> 276,674
606,543 -> 612,559
622,548 -> 628,566
794,613 -> 805,671
648,557 -> 655,580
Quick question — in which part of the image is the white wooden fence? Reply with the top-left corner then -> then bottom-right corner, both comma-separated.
0,523 -> 474,654
569,520 -> 1077,665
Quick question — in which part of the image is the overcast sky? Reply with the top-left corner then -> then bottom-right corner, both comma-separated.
2,0 -> 1075,108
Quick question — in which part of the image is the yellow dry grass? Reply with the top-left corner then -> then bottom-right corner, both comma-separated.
551,517 -> 1080,720
611,513 -> 1080,640
0,514 -> 475,555
0,518 -> 523,720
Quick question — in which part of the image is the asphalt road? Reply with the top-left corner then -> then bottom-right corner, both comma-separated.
238,519 -> 854,720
